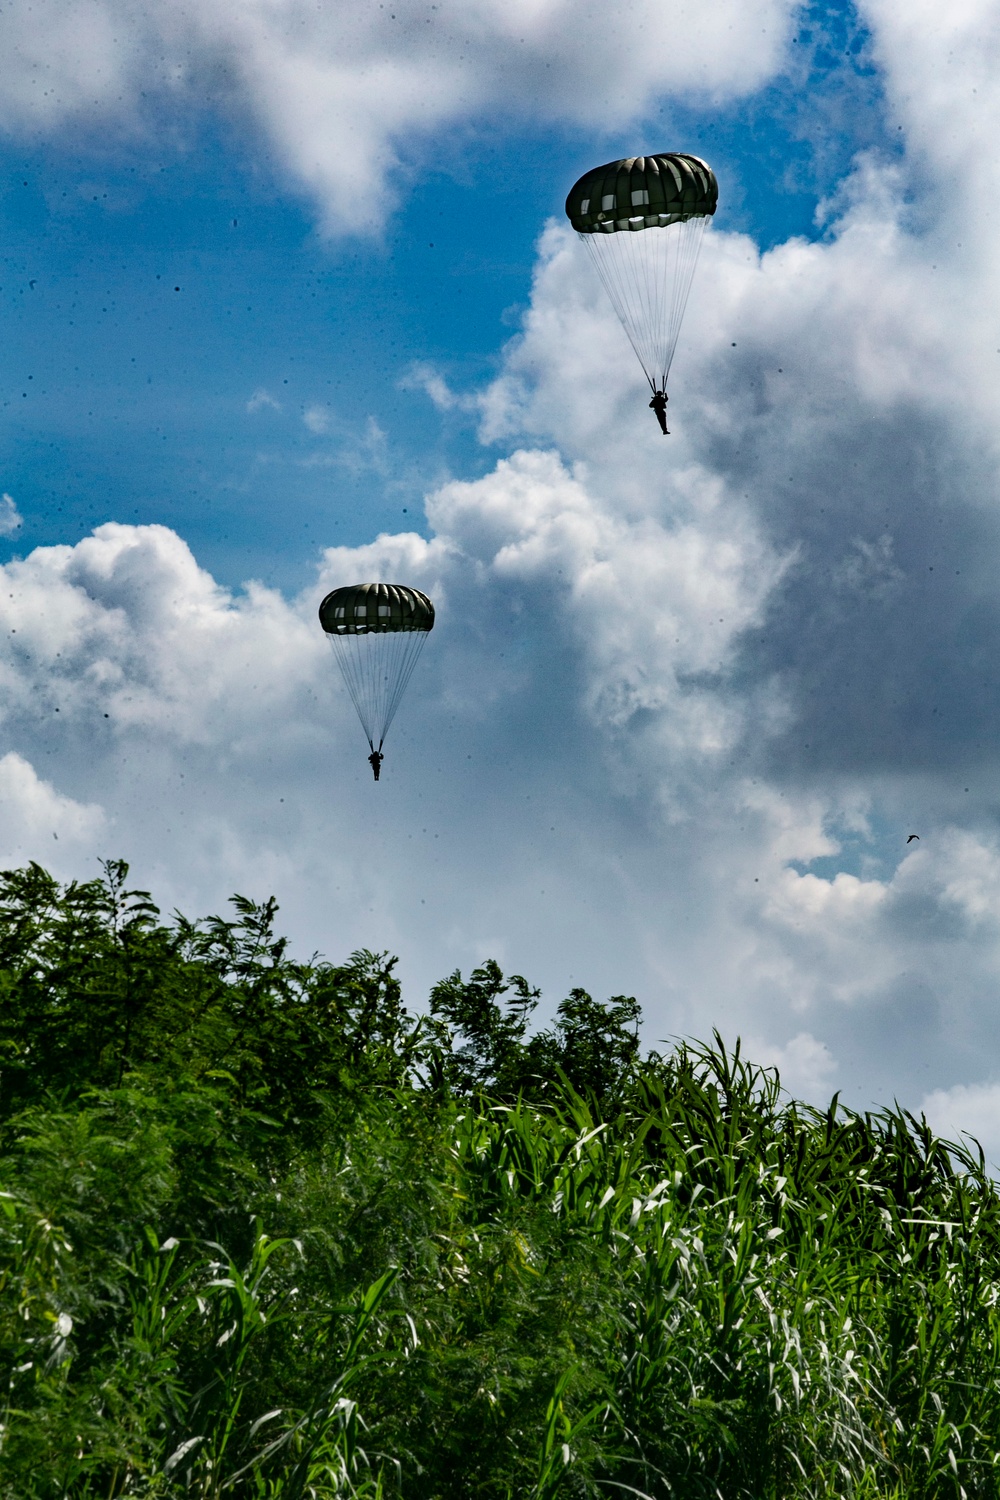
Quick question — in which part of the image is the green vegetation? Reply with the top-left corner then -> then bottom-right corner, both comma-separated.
1,860 -> 999,1498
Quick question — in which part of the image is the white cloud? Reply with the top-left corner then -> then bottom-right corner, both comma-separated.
303,404 -> 331,434
400,363 -> 469,414
0,522 -> 318,744
0,388 -> 991,1114
0,496 -> 23,537
1,378 -> 1000,1114
0,0 -> 798,232
326,415 -> 391,477
745,1031 -> 838,1099
0,752 -> 104,867
421,448 -> 786,775
862,0 -> 1000,208
921,1082 -> 1000,1172
247,388 -> 281,413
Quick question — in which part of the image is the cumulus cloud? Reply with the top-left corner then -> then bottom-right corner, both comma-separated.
0,752 -> 104,868
0,522 -> 318,745
468,111 -> 1000,810
921,1080 -> 1000,1172
0,0 -> 797,231
746,1031 -> 838,1097
337,0 -> 1000,1114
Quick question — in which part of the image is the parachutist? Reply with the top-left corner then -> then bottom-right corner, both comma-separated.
649,389 -> 669,435
368,749 -> 384,781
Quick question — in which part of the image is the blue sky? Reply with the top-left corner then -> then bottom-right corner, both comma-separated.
0,0 -> 890,588
4,0 -> 1000,1152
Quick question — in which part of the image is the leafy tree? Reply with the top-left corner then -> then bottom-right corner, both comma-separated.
0,860 -> 418,1134
429,960 -> 640,1103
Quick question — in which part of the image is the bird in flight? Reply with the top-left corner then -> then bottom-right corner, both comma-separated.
906,834 -> 920,843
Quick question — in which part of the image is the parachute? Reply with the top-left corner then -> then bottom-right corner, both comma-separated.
565,154 -> 717,394
319,583 -> 434,768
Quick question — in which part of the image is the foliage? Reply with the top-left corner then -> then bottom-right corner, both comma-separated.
428,960 -> 640,1102
0,861 -> 999,1497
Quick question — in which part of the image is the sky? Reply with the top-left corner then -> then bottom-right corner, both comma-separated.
3,0 -> 1000,1153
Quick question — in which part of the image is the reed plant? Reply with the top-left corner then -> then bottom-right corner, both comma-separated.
1,863 -> 998,1497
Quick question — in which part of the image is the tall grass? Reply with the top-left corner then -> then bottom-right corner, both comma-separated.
1,865 -> 999,1496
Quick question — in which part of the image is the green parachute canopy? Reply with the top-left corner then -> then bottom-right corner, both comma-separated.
319,583 -> 434,753
565,153 -> 718,393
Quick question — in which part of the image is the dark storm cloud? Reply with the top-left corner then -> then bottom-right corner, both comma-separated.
718,393 -> 1000,781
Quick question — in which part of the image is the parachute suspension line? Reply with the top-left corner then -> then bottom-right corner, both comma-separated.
326,633 -> 374,748
582,230 -> 658,389
580,215 -> 707,391
377,626 -> 431,743
663,215 -> 707,385
326,627 -> 431,752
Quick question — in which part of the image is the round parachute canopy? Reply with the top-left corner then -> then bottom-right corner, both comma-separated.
565,154 -> 718,393
319,583 -> 435,753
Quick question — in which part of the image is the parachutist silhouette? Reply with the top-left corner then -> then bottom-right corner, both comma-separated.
649,389 -> 669,435
906,833 -> 919,843
368,749 -> 384,781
